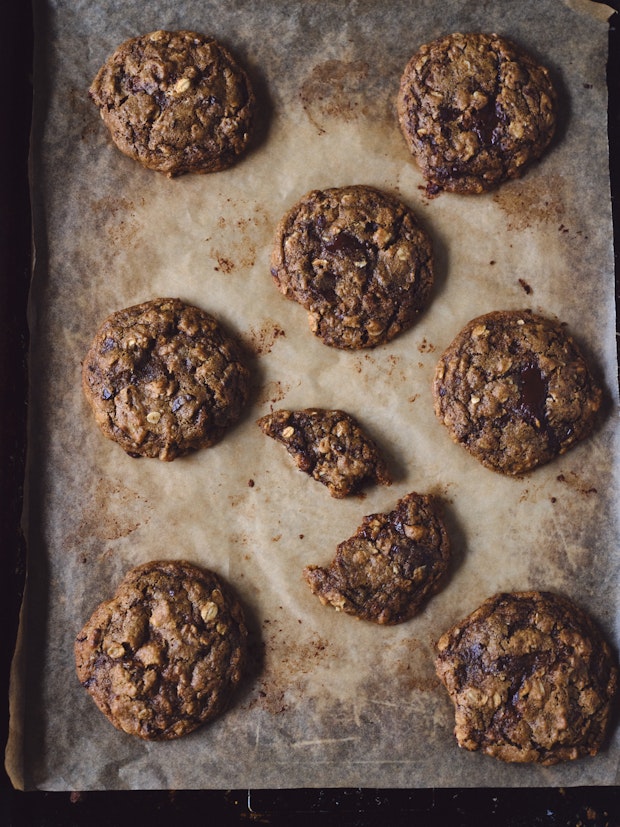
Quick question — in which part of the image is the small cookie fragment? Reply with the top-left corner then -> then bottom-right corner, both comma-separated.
89,30 -> 255,176
397,32 -> 557,195
270,185 -> 434,349
257,408 -> 391,498
435,591 -> 618,764
82,297 -> 250,461
432,310 -> 602,475
304,492 -> 450,624
75,560 -> 248,740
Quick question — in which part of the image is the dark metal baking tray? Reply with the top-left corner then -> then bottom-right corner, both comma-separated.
2,1 -> 619,823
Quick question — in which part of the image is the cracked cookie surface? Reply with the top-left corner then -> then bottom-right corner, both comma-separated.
90,30 -> 255,175
75,560 -> 248,740
270,185 -> 434,349
257,408 -> 391,498
304,492 -> 450,624
397,32 -> 557,195
435,591 -> 618,764
432,310 -> 601,475
82,297 -> 250,460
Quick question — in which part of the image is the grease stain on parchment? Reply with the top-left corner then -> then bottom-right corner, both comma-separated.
257,379 -> 292,406
248,624 -> 444,756
90,195 -> 144,248
207,202 -> 272,274
300,59 -> 371,134
64,478 -> 152,561
250,618 -> 335,715
493,174 -> 566,231
244,320 -> 287,356
523,473 -> 604,594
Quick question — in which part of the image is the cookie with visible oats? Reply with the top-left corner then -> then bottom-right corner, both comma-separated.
82,297 -> 250,461
435,591 -> 618,764
270,185 -> 434,349
75,560 -> 248,740
397,32 -> 557,195
89,30 -> 255,176
257,408 -> 391,497
303,492 -> 450,624
432,310 -> 602,475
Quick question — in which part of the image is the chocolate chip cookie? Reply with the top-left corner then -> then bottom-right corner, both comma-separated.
435,591 -> 618,764
304,492 -> 450,624
89,30 -> 255,176
75,560 -> 248,740
432,310 -> 602,475
397,33 -> 557,195
270,185 -> 434,349
257,408 -> 391,497
82,298 -> 250,460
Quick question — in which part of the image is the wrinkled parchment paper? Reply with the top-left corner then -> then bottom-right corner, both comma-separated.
7,0 -> 619,790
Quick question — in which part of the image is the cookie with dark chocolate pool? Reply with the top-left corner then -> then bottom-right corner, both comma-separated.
304,492 -> 450,624
397,32 -> 557,195
270,185 -> 434,349
432,310 -> 602,475
75,560 -> 248,740
257,408 -> 391,497
435,591 -> 618,764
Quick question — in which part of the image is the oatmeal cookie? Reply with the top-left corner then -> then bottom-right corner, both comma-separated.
432,310 -> 602,475
82,297 -> 250,460
75,560 -> 248,740
270,185 -> 434,349
397,32 -> 557,195
90,30 -> 255,175
257,408 -> 391,497
435,591 -> 618,764
304,492 -> 450,624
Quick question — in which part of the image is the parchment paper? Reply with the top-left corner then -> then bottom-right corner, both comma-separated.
7,0 -> 619,790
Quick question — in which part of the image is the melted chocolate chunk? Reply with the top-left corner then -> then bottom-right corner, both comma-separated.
515,362 -> 548,427
323,231 -> 367,259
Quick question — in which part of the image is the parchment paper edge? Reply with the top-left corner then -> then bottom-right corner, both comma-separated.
562,0 -> 615,22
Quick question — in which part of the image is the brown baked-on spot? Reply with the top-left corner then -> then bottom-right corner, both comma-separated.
300,59 -> 371,133
435,591 -> 618,764
257,408 -> 391,498
74,560 -> 248,740
270,185 -> 434,349
397,32 -> 557,196
82,297 -> 250,461
432,310 -> 602,475
304,491 -> 450,624
89,30 -> 255,176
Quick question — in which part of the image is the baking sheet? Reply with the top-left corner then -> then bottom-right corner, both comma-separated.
7,0 -> 619,790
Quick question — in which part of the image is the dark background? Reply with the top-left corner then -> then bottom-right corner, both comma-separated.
2,2 -> 619,824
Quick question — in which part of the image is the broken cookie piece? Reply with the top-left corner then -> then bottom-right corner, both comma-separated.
257,408 -> 391,498
303,491 -> 450,624
435,591 -> 618,764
